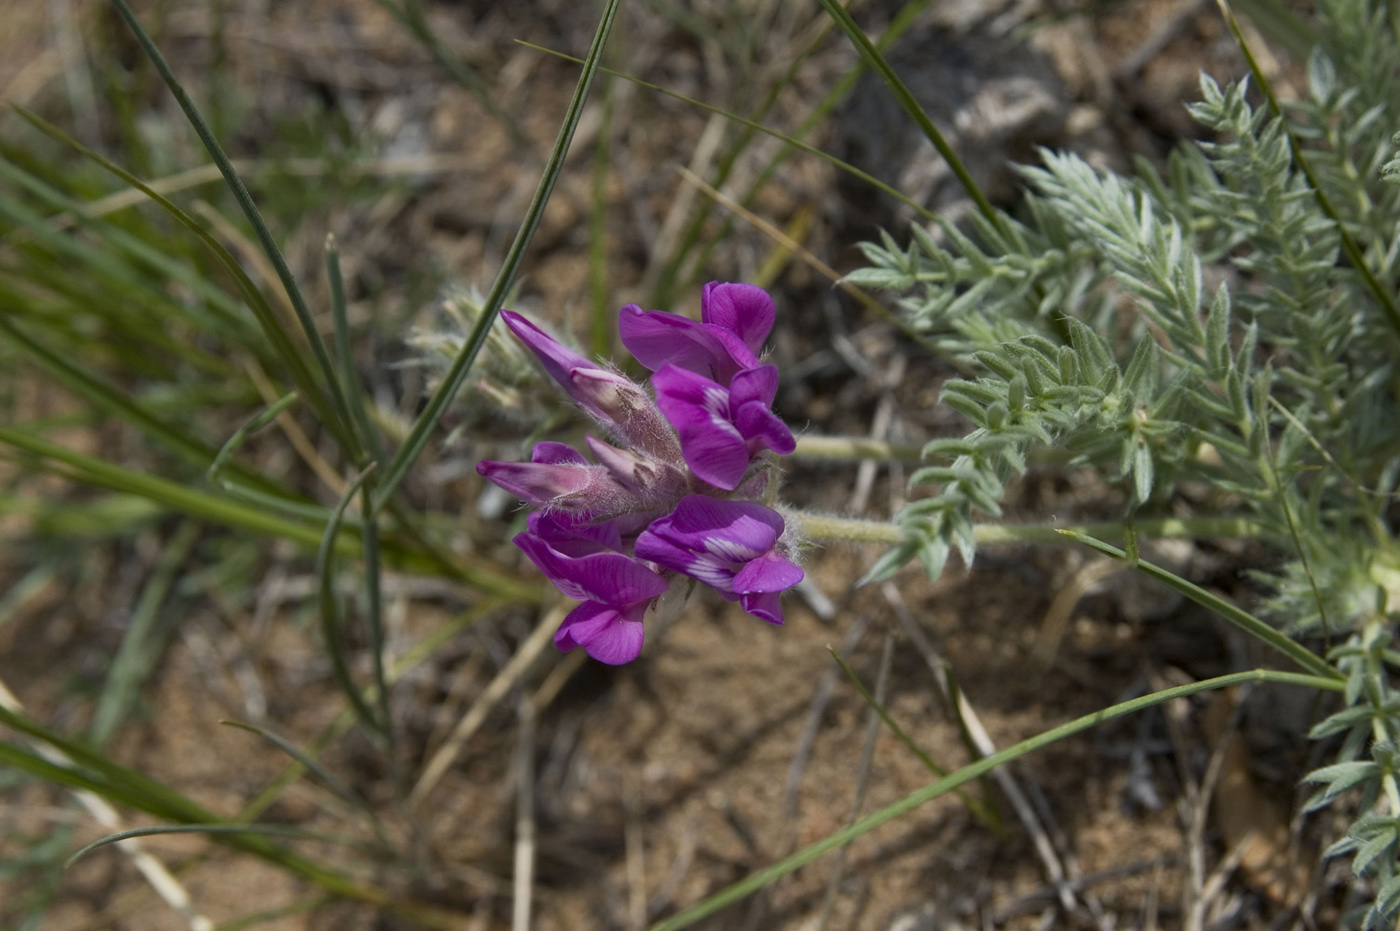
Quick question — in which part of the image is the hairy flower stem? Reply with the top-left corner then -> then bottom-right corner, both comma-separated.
794,515 -> 1268,547
791,436 -> 1078,468
792,436 -> 925,463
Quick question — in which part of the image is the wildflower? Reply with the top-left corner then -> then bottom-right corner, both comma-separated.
634,495 -> 803,626
479,282 -> 803,663
652,363 -> 795,490
514,512 -> 668,665
476,441 -> 637,519
617,282 -> 775,387
583,435 -> 687,506
501,310 -> 678,458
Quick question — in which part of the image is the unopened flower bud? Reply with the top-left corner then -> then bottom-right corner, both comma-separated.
585,436 -> 685,506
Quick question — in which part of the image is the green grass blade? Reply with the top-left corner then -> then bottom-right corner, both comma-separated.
0,316 -> 216,472
1057,529 -> 1340,681
220,721 -> 375,819
520,41 -> 936,224
0,154 -> 250,338
0,708 -> 220,823
373,0 -> 532,153
816,0 -> 998,226
0,713 -> 447,919
105,0 -> 364,457
325,236 -> 382,463
89,521 -> 200,747
0,424 -> 539,596
317,466 -> 386,739
589,73 -> 615,358
1231,0 -> 1316,60
371,0 -> 624,512
0,740 -> 152,811
65,824 -> 370,868
829,647 -> 1000,829
10,106 -> 345,441
206,392 -> 299,486
359,483 -> 392,751
647,669 -> 1343,930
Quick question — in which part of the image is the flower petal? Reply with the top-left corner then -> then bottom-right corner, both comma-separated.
652,365 -> 749,489
478,459 -> 589,507
733,551 -> 804,593
618,305 -> 758,384
554,600 -> 612,652
701,282 -> 775,354
664,496 -> 784,558
728,365 -> 779,408
526,511 -> 622,556
553,598 -> 651,664
502,311 -> 592,388
582,611 -> 646,665
531,441 -> 588,466
734,402 -> 796,456
514,532 -> 667,605
635,529 -> 737,590
739,591 -> 786,626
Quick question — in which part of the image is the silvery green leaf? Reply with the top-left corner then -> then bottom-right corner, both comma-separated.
858,541 -> 919,586
1133,442 -> 1154,504
1307,47 -> 1338,104
1122,337 -> 1159,397
1353,827 -> 1399,877
918,537 -> 950,581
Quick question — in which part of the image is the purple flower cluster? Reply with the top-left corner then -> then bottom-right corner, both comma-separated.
478,283 -> 803,665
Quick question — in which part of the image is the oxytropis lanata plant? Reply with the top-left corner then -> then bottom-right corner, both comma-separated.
477,283 -> 803,664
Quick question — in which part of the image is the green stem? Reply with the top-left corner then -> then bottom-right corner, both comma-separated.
1216,0 -> 1400,341
794,514 -> 1268,547
1061,531 -> 1339,681
649,669 -> 1343,930
792,435 -> 925,463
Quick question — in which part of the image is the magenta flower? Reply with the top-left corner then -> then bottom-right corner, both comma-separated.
652,363 -> 795,490
617,281 -> 775,387
502,310 -> 677,458
635,495 -> 803,626
514,512 -> 669,665
584,435 -> 686,506
699,281 -> 776,353
479,282 -> 801,664
477,441 -> 638,519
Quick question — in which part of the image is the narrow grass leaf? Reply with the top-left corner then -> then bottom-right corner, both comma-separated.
10,106 -> 344,439
829,647 -> 999,828
1057,529 -> 1339,680
220,721 -> 370,815
65,824 -> 370,868
0,425 -> 538,595
318,465 -> 385,739
815,0 -> 997,225
106,0 -> 365,458
325,235 -> 382,463
372,0 -> 624,511
206,392 -> 299,486
647,669 -> 1343,930
90,521 -> 201,747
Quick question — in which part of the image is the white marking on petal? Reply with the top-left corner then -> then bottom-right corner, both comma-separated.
684,555 -> 735,590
